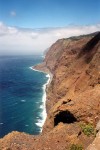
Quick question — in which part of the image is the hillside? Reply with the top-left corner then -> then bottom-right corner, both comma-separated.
0,32 -> 100,150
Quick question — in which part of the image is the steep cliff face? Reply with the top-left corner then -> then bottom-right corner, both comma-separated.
0,32 -> 100,150
43,32 -> 100,133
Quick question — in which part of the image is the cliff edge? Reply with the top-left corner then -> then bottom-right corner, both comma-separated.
0,32 -> 100,150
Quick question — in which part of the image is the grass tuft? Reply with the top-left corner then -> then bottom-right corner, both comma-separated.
80,123 -> 96,136
70,144 -> 83,150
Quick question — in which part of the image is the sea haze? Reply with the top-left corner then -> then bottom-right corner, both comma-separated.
0,55 -> 48,138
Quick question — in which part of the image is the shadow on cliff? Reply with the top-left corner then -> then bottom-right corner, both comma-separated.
78,32 -> 100,63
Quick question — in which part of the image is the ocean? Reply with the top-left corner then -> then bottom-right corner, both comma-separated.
0,55 -> 49,138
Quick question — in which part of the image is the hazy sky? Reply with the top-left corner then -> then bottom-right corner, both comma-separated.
0,0 -> 100,55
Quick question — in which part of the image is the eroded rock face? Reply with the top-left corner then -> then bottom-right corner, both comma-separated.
96,120 -> 100,132
86,131 -> 100,150
0,32 -> 100,150
43,32 -> 100,133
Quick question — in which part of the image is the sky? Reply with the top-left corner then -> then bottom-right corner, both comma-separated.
0,0 -> 100,55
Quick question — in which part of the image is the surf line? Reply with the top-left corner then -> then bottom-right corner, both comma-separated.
30,66 -> 51,132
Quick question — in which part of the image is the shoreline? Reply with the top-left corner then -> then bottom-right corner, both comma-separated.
30,66 -> 53,85
30,66 -> 52,132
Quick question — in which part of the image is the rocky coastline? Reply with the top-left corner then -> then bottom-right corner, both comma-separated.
0,32 -> 100,150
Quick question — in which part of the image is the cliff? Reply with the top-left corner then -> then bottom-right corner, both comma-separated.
0,32 -> 100,150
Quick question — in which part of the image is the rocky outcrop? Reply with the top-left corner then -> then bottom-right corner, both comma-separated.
42,32 -> 100,133
86,131 -> 100,150
0,32 -> 100,150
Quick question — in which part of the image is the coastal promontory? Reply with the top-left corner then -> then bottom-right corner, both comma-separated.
0,32 -> 100,150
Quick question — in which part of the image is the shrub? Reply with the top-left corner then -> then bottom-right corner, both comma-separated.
80,123 -> 96,136
70,144 -> 83,150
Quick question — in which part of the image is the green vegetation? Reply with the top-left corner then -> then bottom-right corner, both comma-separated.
80,123 -> 96,136
70,144 -> 83,150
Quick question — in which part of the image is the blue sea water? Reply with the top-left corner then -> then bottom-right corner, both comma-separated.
0,55 -> 48,138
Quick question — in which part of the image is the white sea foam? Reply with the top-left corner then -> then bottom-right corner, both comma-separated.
29,66 -> 46,74
32,68 -> 43,73
29,66 -> 33,70
36,116 -> 39,119
35,102 -> 39,104
21,100 -> 26,102
29,66 -> 42,73
46,74 -> 50,78
40,105 -> 44,109
38,73 -> 50,132
41,55 -> 45,58
38,77 -> 50,130
35,119 -> 43,128
30,65 -> 51,132
0,123 -> 3,125
25,124 -> 29,127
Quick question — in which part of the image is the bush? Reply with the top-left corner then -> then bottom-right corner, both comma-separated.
70,144 -> 83,150
80,123 -> 96,136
